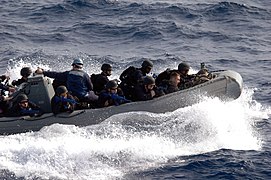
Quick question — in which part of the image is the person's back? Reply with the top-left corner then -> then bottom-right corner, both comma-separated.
67,58 -> 97,102
91,63 -> 112,94
67,69 -> 89,98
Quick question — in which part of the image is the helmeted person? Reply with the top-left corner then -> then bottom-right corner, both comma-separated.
119,59 -> 153,101
97,80 -> 131,108
12,67 -> 32,87
51,85 -> 76,115
91,63 -> 112,94
192,68 -> 213,86
7,94 -> 43,117
134,76 -> 156,101
155,62 -> 191,89
67,58 -> 98,103
158,71 -> 180,94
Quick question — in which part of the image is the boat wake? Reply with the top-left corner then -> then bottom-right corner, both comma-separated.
0,87 -> 269,179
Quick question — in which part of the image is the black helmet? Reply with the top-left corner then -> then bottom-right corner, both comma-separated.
105,80 -> 118,89
101,63 -> 112,71
16,94 -> 28,103
20,67 -> 32,77
141,59 -> 153,68
56,85 -> 68,95
143,76 -> 155,85
178,62 -> 190,71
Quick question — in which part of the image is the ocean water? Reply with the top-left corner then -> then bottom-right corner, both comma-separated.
0,0 -> 271,179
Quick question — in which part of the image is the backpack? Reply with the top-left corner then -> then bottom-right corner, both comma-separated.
91,73 -> 102,93
119,66 -> 137,85
155,68 -> 172,86
90,74 -> 98,86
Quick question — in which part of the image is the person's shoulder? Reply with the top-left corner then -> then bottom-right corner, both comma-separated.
95,73 -> 107,79
80,70 -> 90,77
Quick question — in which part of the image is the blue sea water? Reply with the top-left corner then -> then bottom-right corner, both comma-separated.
0,0 -> 271,179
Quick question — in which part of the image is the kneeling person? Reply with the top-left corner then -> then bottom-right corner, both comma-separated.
134,76 -> 156,101
51,86 -> 77,115
158,72 -> 180,94
8,94 -> 43,117
97,80 -> 130,108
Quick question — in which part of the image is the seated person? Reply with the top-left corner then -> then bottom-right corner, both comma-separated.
97,80 -> 130,108
134,76 -> 156,101
67,58 -> 98,103
155,62 -> 190,87
91,63 -> 112,94
158,72 -> 180,94
7,94 -> 43,117
12,67 -> 32,87
51,86 -> 77,115
119,59 -> 153,101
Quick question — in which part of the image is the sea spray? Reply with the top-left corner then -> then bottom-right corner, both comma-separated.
0,87 -> 267,179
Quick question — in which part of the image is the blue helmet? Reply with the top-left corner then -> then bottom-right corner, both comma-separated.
72,58 -> 83,66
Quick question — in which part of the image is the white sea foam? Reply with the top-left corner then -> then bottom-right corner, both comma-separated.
0,86 -> 269,179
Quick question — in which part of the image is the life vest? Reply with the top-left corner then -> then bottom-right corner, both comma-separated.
67,70 -> 88,98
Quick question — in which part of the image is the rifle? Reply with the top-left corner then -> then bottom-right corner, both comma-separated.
111,93 -> 131,105
20,109 -> 42,117
54,96 -> 78,105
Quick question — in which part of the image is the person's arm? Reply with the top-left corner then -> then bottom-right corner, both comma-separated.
43,71 -> 69,81
84,73 -> 93,90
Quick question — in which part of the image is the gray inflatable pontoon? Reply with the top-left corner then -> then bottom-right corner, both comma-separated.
0,70 -> 243,135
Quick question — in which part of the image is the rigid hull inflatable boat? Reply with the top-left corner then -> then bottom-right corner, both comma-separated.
0,70 -> 243,135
